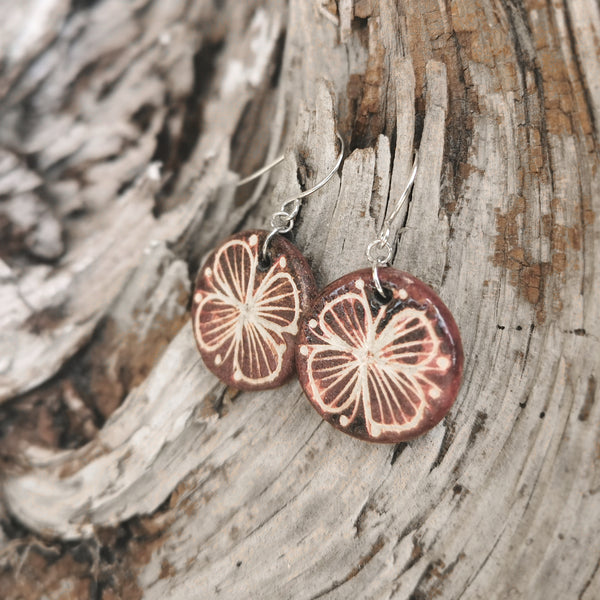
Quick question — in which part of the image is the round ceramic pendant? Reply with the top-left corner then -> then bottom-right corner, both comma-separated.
193,230 -> 316,391
296,268 -> 463,443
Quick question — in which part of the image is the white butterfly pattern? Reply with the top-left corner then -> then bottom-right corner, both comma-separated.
193,233 -> 301,388
298,278 -> 452,439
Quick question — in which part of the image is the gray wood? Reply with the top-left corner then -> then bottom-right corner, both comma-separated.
1,0 -> 599,598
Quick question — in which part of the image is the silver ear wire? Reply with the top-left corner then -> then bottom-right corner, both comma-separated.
367,152 -> 419,297
236,155 -> 285,187
259,133 -> 344,263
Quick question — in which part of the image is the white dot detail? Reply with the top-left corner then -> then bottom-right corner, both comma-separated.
309,319 -> 318,329
194,292 -> 202,303
215,354 -> 222,365
249,234 -> 258,247
205,267 -> 212,277
233,370 -> 241,381
430,388 -> 441,399
399,288 -> 408,300
299,345 -> 308,356
356,279 -> 365,290
437,357 -> 450,369
339,415 -> 349,426
279,256 -> 287,268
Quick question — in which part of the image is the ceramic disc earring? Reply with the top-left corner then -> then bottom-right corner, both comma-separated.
295,155 -> 463,443
192,134 -> 344,391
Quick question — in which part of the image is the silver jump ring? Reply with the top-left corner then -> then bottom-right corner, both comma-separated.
365,151 -> 419,299
261,132 -> 344,264
367,240 -> 392,298
270,211 -> 294,232
366,239 -> 392,266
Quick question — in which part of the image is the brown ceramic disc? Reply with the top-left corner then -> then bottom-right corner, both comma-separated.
296,268 -> 463,443
192,230 -> 317,391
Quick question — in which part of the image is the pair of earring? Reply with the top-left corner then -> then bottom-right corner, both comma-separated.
191,133 -> 463,444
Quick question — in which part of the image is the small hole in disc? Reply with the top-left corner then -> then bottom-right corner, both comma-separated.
373,286 -> 393,305
257,253 -> 273,272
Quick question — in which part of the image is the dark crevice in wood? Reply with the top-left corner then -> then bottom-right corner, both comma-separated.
69,0 -> 103,12
522,323 -> 535,369
502,0 -> 556,193
0,376 -> 99,466
441,2 -> 475,222
407,558 -> 446,600
390,442 -> 408,466
429,417 -> 456,472
0,508 -> 168,599
269,29 -> 287,90
131,0 -> 154,22
413,91 -> 425,159
149,104 -> 173,172
578,555 -> 600,599
0,48 -> 54,118
11,94 -> 38,144
562,0 -> 598,147
176,40 -> 225,166
467,410 -> 488,447
353,498 -> 371,537
115,175 -> 138,198
0,258 -> 190,454
154,37 -> 226,212
458,522 -> 506,596
349,15 -> 385,150
131,103 -> 156,133
208,387 -> 229,419
403,535 -> 425,573
578,375 -> 596,422
397,518 -> 422,547
5,466 -> 192,595
96,56 -> 133,103
531,62 -> 556,193
0,512 -> 32,542
308,535 -> 386,600
245,478 -> 313,540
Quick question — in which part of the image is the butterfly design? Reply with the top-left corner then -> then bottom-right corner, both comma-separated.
194,233 -> 301,387
298,278 -> 451,438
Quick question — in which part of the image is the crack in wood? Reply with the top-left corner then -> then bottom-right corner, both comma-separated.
308,535 -> 386,600
578,375 -> 596,422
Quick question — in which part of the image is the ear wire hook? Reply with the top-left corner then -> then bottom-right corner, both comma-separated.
236,155 -> 286,187
367,152 -> 419,297
236,133 -> 344,265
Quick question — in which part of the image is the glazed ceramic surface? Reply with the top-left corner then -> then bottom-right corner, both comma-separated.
296,268 -> 463,443
193,230 -> 317,390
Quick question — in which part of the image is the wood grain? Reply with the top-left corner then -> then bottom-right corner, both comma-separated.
0,0 -> 599,598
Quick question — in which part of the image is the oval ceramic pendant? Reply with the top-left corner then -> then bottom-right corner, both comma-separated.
296,267 -> 463,443
193,230 -> 316,391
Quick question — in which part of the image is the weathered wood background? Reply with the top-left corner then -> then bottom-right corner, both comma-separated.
0,0 -> 599,598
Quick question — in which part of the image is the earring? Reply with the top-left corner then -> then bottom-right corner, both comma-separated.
295,154 -> 463,443
192,134 -> 344,391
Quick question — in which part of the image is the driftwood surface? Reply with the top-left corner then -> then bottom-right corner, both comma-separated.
1,0 -> 599,598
